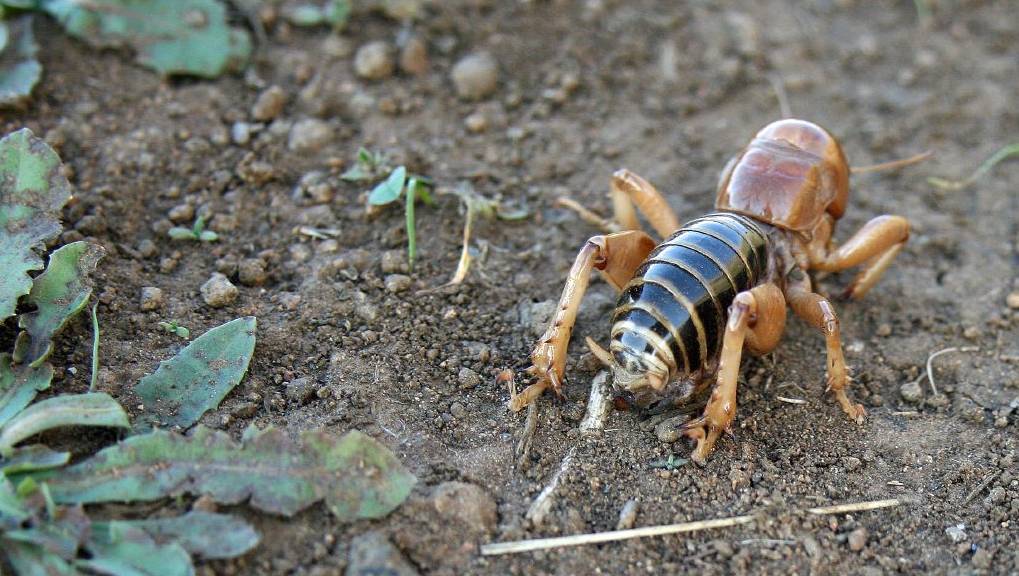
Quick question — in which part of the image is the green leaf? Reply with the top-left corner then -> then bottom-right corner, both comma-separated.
0,16 -> 42,108
0,393 -> 129,457
0,128 -> 72,322
135,317 -> 256,430
42,0 -> 252,78
167,227 -> 197,240
0,353 -> 53,428
0,444 -> 69,476
5,541 -> 80,576
340,163 -> 370,182
368,165 -> 406,205
405,177 -> 418,270
0,475 -> 29,526
13,241 -> 104,367
284,4 -> 325,26
81,523 -> 193,576
197,230 -> 218,242
39,426 -> 415,521
325,0 -> 351,29
94,512 -> 259,560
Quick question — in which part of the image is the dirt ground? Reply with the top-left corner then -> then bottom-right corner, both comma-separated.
6,0 -> 1018,574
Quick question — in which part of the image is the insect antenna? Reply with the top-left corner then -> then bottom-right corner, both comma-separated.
851,150 -> 932,174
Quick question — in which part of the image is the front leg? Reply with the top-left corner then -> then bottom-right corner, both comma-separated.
683,283 -> 786,464
511,231 -> 656,411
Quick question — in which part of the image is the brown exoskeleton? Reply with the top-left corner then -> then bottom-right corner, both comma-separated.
516,119 -> 922,463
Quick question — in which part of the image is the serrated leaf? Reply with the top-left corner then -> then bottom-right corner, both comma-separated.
5,541 -> 80,576
42,0 -> 251,78
0,128 -> 72,322
135,317 -> 256,430
368,165 -> 406,205
0,444 -> 69,476
38,426 -> 415,521
14,241 -> 104,367
0,393 -> 129,457
5,507 -> 90,560
0,353 -> 52,428
0,16 -> 42,108
94,512 -> 259,560
79,523 -> 193,576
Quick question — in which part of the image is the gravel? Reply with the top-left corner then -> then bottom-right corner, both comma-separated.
288,118 -> 332,153
385,274 -> 411,293
347,531 -> 419,576
899,380 -> 923,403
252,85 -> 287,121
238,258 -> 268,286
139,287 -> 163,311
354,41 -> 395,80
451,52 -> 499,100
200,273 -> 238,308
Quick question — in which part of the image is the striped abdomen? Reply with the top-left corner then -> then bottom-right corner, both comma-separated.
611,213 -> 770,377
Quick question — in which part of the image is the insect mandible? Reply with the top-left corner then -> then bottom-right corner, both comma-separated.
516,118 -> 924,464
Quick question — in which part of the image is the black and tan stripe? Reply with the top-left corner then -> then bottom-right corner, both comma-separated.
611,213 -> 769,377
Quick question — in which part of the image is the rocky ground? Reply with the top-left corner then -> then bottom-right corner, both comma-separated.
5,0 -> 1017,574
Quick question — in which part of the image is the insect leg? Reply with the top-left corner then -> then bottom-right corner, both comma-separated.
784,273 -> 866,424
811,215 -> 909,300
610,169 -> 682,238
555,170 -> 681,239
514,230 -> 657,411
682,283 -> 786,464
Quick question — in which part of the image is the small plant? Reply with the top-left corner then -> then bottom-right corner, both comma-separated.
928,142 -> 1019,191
158,320 -> 191,340
440,182 -> 528,286
345,148 -> 435,270
340,147 -> 391,183
168,215 -> 219,242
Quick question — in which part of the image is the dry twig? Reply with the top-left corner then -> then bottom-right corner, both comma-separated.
482,498 -> 903,556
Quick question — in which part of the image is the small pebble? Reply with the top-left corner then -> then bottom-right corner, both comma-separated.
1006,291 -> 1019,309
848,527 -> 867,551
986,486 -> 1006,504
168,203 -> 194,223
201,273 -> 238,308
457,367 -> 481,389
899,380 -> 923,403
399,35 -> 428,75
139,287 -> 164,311
380,250 -> 409,274
963,326 -> 981,340
238,258 -> 268,286
288,118 -> 332,153
285,377 -> 316,404
654,414 -> 690,443
385,274 -> 412,293
251,85 -> 287,121
842,456 -> 862,471
945,523 -> 967,543
464,111 -> 488,133
354,41 -> 395,80
616,500 -> 639,530
876,323 -> 891,337
450,402 -> 467,419
451,52 -> 499,100
137,239 -> 158,259
231,122 -> 252,145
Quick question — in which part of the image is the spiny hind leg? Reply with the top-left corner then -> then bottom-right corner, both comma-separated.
683,283 -> 786,464
785,272 -> 866,423
812,215 -> 909,300
556,169 -> 681,238
514,230 -> 657,411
